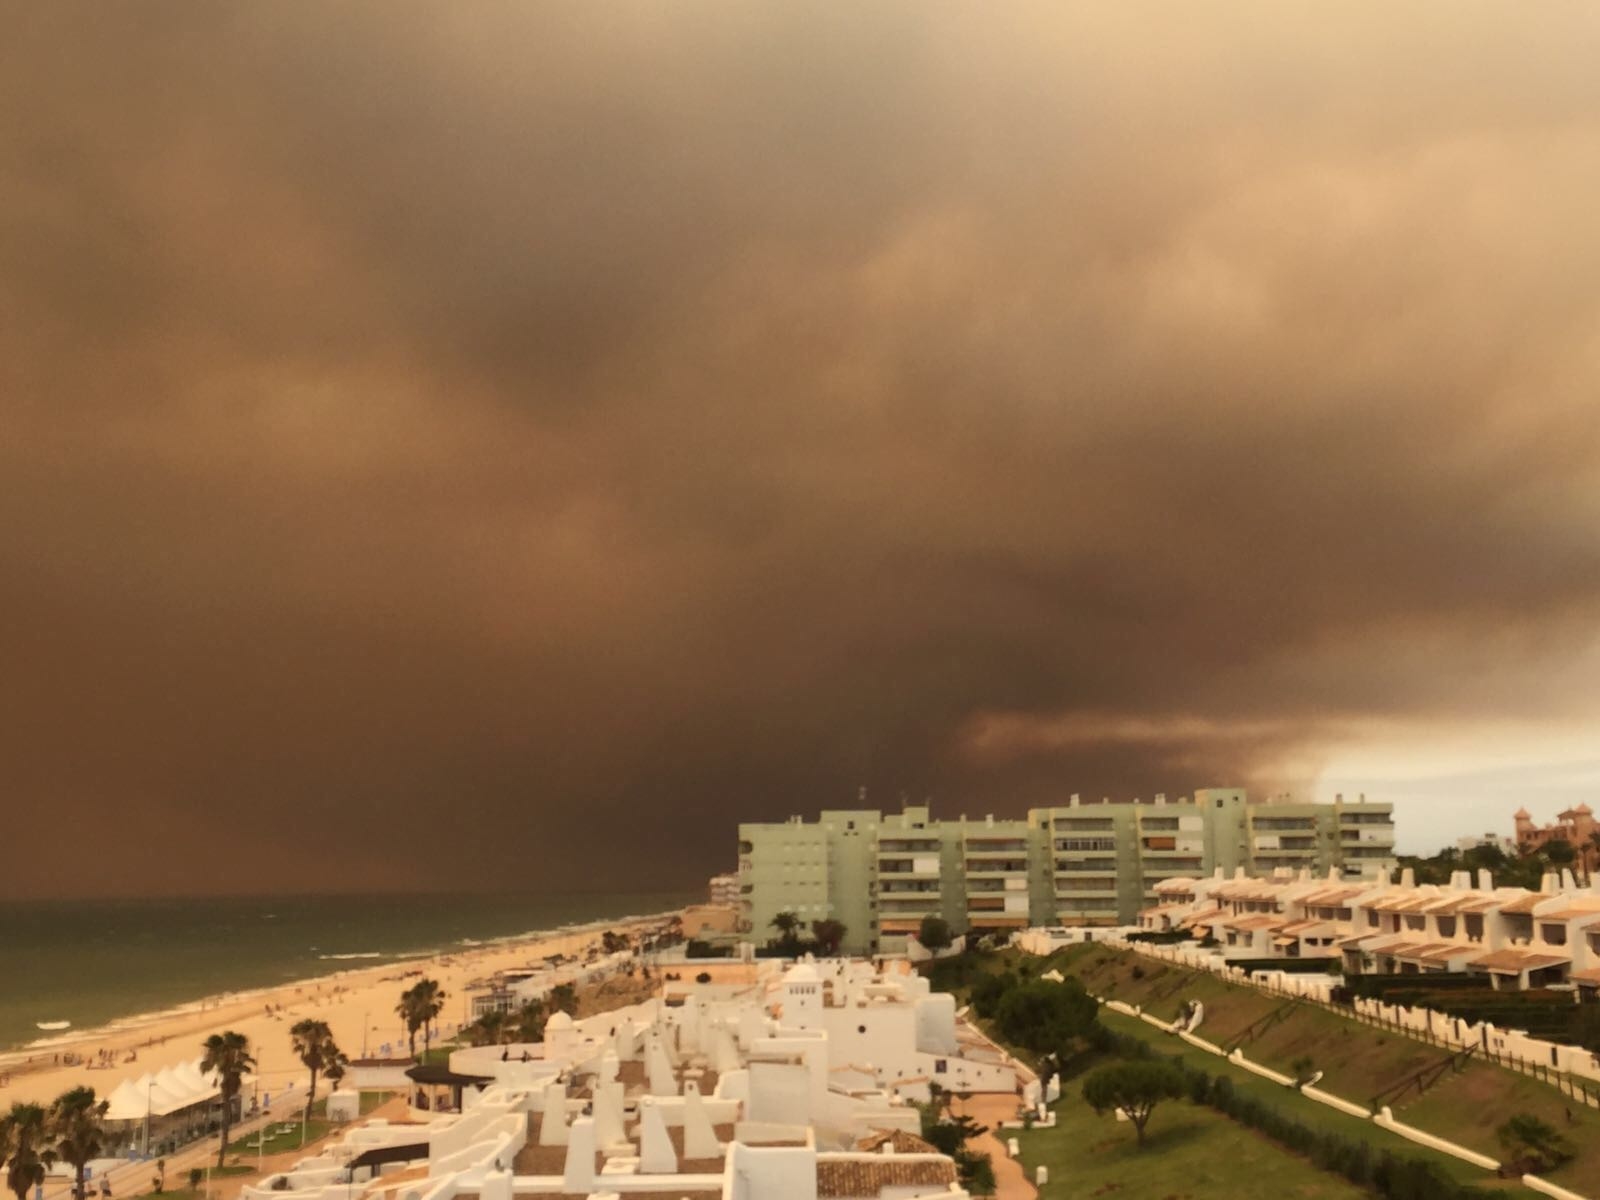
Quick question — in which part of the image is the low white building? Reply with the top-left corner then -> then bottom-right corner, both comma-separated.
1130,865 -> 1600,992
237,956 -> 1025,1200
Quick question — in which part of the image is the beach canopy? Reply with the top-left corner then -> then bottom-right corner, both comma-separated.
103,1059 -> 227,1120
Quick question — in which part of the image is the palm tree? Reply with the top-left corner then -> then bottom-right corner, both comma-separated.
3,1103 -> 55,1200
513,999 -> 547,1044
412,980 -> 446,1057
199,1031 -> 255,1169
48,1088 -> 107,1200
473,1009 -> 509,1047
769,911 -> 802,954
810,918 -> 847,956
396,985 -> 424,1060
323,1048 -> 349,1097
289,1019 -> 339,1125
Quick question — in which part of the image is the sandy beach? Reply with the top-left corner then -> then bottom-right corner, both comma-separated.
0,911 -> 680,1110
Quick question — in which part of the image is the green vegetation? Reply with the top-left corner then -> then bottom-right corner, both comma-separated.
226,1118 -> 332,1158
1018,1068 -> 1371,1199
395,979 -> 447,1059
1047,942 -> 1600,1188
917,1085 -> 995,1197
918,915 -> 953,954
463,997 -> 549,1047
49,1087 -> 108,1200
1495,1115 -> 1573,1175
922,946 -> 1540,1197
2,1102 -> 54,1200
1397,840 -> 1560,893
1081,1059 -> 1187,1147
199,1031 -> 255,1169
761,912 -> 850,958
990,978 -> 1098,1058
289,1019 -> 346,1125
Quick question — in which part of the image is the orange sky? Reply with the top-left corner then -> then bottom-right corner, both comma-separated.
3,4 -> 1599,895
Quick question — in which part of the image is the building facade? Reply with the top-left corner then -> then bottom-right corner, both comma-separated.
737,790 -> 1396,953
707,871 -> 741,908
1137,864 -> 1600,994
1514,804 -> 1598,876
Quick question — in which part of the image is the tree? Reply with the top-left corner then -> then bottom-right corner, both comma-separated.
1545,838 -> 1577,869
199,1031 -> 255,1168
48,1088 -> 107,1200
3,1103 -> 55,1200
918,916 -> 953,954
769,911 -> 800,938
323,1049 -> 349,1096
289,1019 -> 339,1125
548,983 -> 579,1018
991,979 -> 1099,1057
413,979 -> 447,1057
471,1009 -> 509,1046
513,999 -> 547,1044
810,919 -> 847,956
600,930 -> 631,955
1081,1061 -> 1186,1148
917,1089 -> 994,1196
767,911 -> 803,955
396,985 -> 425,1059
1496,1114 -> 1574,1174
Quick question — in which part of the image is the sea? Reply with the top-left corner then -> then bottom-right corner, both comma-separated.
0,890 -> 696,1056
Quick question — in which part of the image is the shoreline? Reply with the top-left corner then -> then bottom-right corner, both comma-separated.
0,907 -> 684,1096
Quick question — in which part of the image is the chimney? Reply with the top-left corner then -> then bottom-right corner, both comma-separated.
1070,793 -> 1080,809
1476,868 -> 1492,892
1155,793 -> 1166,806
1400,867 -> 1415,888
985,814 -> 994,828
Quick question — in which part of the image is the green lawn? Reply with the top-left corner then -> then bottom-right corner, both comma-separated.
225,1118 -> 332,1158
123,1167 -> 254,1200
1045,944 -> 1600,1191
1017,1072 -> 1370,1199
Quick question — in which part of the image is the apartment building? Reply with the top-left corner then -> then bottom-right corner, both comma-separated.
707,871 -> 741,908
737,790 -> 1395,951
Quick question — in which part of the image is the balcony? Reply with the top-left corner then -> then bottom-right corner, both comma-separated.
879,882 -> 941,896
965,860 -> 1029,876
963,838 -> 1029,853
878,840 -> 942,854
1340,828 -> 1395,845
1053,842 -> 1116,856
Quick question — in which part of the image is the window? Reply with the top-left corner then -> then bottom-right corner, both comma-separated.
934,1059 -> 947,1074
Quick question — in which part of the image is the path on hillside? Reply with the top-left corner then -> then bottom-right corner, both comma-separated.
951,1093 -> 1036,1200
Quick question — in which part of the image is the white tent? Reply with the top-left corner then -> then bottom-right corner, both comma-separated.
102,1060 -> 225,1120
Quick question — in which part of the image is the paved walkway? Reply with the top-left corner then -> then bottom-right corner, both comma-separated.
951,1093 -> 1037,1200
46,1083 -> 311,1200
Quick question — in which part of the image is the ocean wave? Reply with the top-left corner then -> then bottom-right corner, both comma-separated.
317,951 -> 385,960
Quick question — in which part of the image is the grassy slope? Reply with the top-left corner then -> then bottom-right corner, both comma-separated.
1017,1067 -> 1371,1200
1048,944 -> 1599,1190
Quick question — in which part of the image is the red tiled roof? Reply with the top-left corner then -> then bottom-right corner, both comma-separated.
1496,894 -> 1549,915
816,1158 -> 957,1197
1471,947 -> 1570,973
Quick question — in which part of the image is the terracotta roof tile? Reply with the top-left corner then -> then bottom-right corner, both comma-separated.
815,1157 -> 958,1197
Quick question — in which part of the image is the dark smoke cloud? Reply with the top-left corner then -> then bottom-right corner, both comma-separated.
3,4 -> 1600,896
